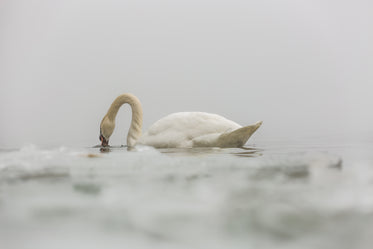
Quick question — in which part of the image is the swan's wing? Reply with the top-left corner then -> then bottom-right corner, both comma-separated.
192,121 -> 263,148
147,112 -> 241,135
138,112 -> 242,148
191,133 -> 222,147
217,121 -> 263,148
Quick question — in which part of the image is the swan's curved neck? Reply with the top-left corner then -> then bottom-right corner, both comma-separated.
106,93 -> 143,147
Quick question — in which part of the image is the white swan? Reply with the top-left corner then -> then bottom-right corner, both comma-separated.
99,93 -> 262,148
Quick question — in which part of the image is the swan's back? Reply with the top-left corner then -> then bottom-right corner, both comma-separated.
138,112 -> 241,148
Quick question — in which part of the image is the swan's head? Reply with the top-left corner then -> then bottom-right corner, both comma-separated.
99,116 -> 115,147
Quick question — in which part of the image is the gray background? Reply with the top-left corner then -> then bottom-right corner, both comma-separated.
1,0 -> 372,148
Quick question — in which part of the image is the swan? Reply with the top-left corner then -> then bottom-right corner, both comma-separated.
99,93 -> 262,148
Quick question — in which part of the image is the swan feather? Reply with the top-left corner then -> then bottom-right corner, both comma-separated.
138,112 -> 249,148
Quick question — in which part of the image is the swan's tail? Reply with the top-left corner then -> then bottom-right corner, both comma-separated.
217,121 -> 262,148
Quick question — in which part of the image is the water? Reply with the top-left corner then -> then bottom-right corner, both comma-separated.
1,141 -> 373,249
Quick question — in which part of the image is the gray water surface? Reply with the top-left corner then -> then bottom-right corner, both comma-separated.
1,141 -> 373,249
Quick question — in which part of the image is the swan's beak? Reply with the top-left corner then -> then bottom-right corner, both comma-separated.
99,134 -> 109,147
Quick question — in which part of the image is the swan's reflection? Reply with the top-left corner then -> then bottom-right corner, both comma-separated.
92,145 -> 127,153
231,146 -> 264,158
99,147 -> 111,153
158,146 -> 263,158
94,144 -> 263,157
92,144 -> 112,153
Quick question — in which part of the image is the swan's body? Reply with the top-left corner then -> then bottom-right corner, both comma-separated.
139,112 -> 245,148
99,93 -> 262,148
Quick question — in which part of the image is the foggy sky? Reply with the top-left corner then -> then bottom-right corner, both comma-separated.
1,0 -> 372,148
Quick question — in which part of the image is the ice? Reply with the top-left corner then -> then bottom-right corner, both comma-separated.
1,142 -> 373,249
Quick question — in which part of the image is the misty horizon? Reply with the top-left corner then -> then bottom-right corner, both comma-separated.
1,0 -> 373,148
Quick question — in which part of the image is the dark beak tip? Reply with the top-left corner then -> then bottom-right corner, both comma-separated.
101,139 -> 109,147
